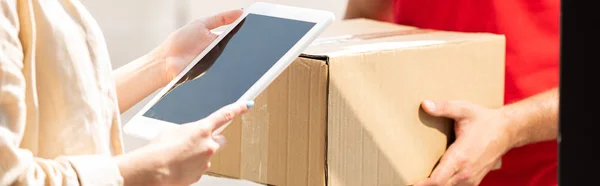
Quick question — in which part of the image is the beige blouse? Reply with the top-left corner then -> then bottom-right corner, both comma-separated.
1,0 -> 124,185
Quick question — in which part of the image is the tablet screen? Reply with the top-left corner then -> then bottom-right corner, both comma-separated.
142,13 -> 316,124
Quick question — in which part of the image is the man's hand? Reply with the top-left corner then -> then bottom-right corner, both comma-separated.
414,88 -> 559,186
414,100 -> 515,186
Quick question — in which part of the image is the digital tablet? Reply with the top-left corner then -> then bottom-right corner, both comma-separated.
123,2 -> 334,140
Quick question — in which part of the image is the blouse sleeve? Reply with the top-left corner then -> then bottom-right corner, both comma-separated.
0,1 -> 123,185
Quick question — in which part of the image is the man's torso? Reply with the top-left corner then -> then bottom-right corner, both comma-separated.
391,0 -> 559,185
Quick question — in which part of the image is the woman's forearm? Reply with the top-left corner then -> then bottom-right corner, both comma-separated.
115,145 -> 164,186
113,53 -> 167,113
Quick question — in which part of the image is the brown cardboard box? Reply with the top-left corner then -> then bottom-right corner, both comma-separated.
206,18 -> 505,186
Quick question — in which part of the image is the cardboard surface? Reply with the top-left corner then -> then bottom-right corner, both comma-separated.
208,56 -> 328,186
208,19 -> 505,186
326,31 -> 505,186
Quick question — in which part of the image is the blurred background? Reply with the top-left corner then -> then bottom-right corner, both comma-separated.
81,0 -> 347,124
80,0 -> 347,185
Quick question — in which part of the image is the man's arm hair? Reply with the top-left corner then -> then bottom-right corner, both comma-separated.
503,87 -> 559,148
344,0 -> 394,21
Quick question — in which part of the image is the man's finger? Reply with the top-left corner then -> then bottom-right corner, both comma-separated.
427,144 -> 465,186
204,101 -> 254,131
421,100 -> 472,120
428,160 -> 457,186
413,160 -> 460,186
201,9 -> 243,30
444,175 -> 461,186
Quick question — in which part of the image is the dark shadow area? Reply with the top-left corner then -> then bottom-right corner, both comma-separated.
417,107 -> 455,178
417,106 -> 456,148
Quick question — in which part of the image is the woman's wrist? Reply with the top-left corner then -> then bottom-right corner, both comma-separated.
141,49 -> 171,87
112,50 -> 168,112
115,146 -> 166,186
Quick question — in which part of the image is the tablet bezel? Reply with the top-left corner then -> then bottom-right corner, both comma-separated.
123,2 -> 334,140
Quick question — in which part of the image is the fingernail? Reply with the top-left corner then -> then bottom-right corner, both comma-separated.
246,101 -> 254,109
423,100 -> 436,111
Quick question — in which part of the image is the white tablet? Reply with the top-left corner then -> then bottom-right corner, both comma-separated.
123,2 -> 334,140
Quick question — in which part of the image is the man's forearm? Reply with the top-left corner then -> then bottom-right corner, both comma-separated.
113,53 -> 167,113
502,87 -> 559,148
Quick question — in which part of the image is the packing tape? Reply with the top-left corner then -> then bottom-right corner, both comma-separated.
311,29 -> 434,46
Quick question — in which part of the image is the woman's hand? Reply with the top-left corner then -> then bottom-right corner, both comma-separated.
112,10 -> 243,113
116,101 -> 253,186
151,9 -> 243,85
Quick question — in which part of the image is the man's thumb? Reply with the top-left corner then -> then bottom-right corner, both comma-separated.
422,100 -> 470,120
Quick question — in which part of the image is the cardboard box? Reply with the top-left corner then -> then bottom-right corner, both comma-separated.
207,19 -> 505,186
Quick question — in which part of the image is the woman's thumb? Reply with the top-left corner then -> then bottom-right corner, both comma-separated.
202,9 -> 243,29
213,134 -> 227,150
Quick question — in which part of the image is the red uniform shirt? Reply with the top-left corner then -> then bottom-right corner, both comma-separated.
391,0 -> 559,185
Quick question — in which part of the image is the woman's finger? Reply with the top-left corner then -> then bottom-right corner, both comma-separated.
204,101 -> 254,132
